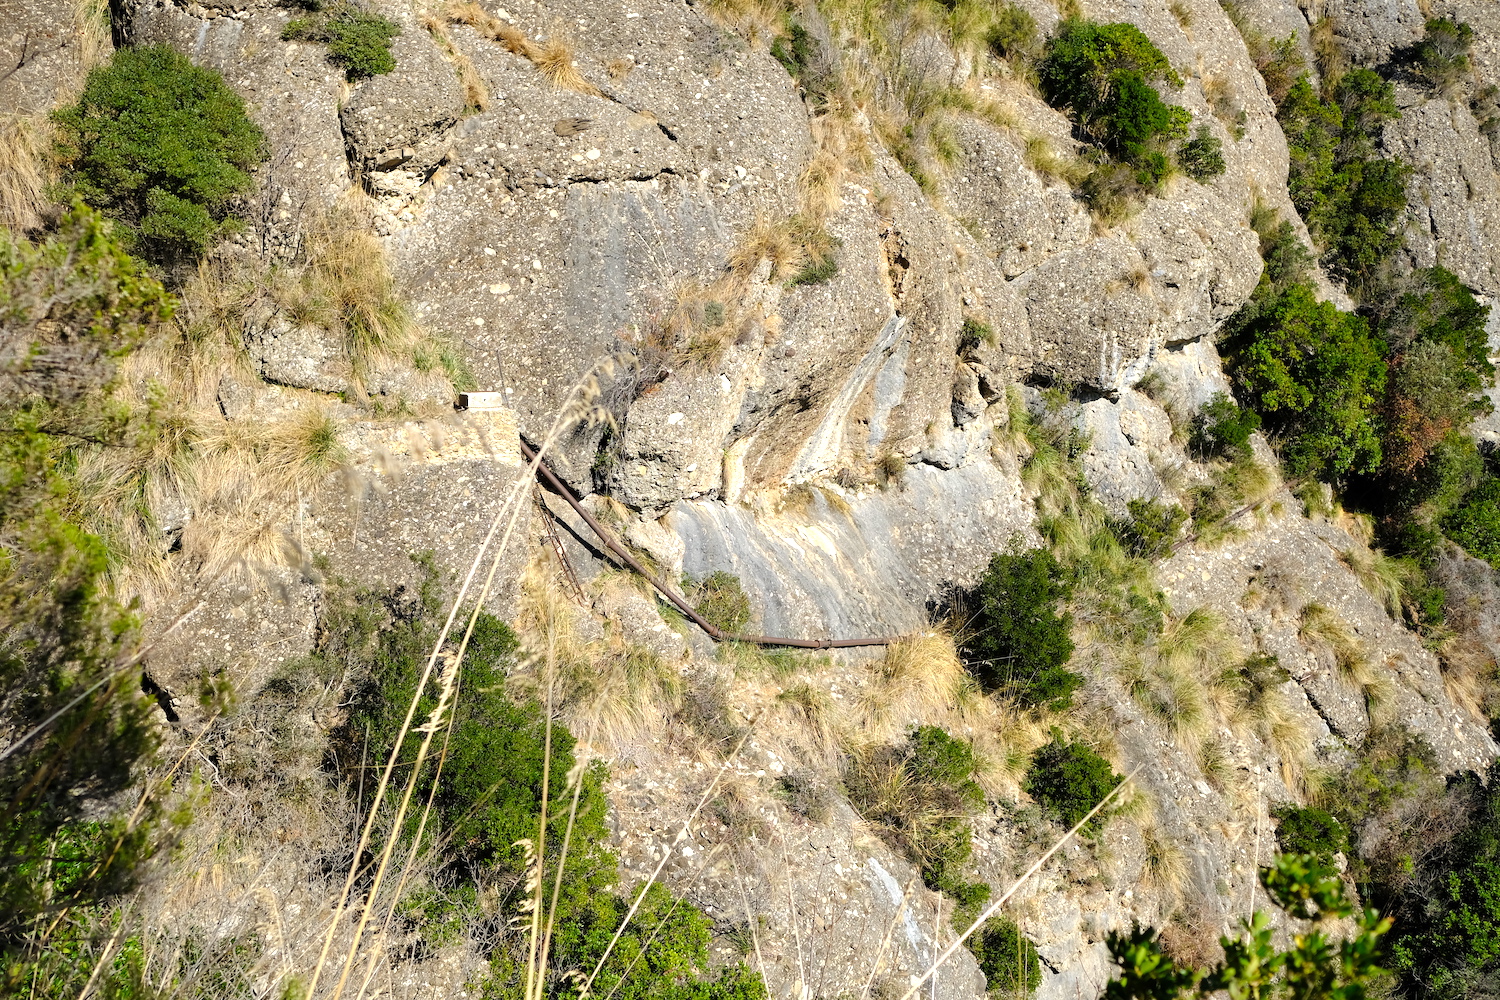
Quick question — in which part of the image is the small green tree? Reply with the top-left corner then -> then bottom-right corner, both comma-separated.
52,46 -> 265,264
960,549 -> 1080,709
1412,19 -> 1473,91
1228,283 -> 1387,481
1277,70 -> 1407,298
1444,476 -> 1500,566
1176,126 -> 1225,182
1189,393 -> 1260,459
1025,736 -> 1122,831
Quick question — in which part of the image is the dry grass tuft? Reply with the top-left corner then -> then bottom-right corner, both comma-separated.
730,214 -> 810,279
1140,822 -> 1189,899
1338,543 -> 1407,619
534,36 -> 602,95
275,196 -> 418,374
0,116 -> 51,233
800,107 -> 871,224
1298,603 -> 1371,683
1022,135 -> 1087,186
866,630 -> 967,731
423,12 -> 490,111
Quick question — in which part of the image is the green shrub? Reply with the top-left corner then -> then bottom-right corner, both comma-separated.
970,916 -> 1043,998
848,727 -> 988,906
1412,18 -> 1473,91
282,1 -> 400,79
1444,476 -> 1500,566
0,211 -> 174,986
1112,498 -> 1187,559
1278,70 -> 1407,299
788,239 -> 841,285
1271,805 -> 1349,865
771,19 -> 816,78
960,316 -> 996,352
1039,19 -> 1190,187
1227,283 -> 1386,481
988,4 -> 1040,63
690,570 -> 753,634
52,46 -> 265,263
1176,126 -> 1225,181
960,549 -> 1081,710
1189,392 -> 1260,459
332,571 -> 765,1000
1104,855 -> 1390,1000
1024,736 -> 1122,831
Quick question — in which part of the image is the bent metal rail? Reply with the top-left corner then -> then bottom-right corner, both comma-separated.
518,438 -> 902,650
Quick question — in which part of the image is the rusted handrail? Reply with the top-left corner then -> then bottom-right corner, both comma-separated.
519,439 -> 901,649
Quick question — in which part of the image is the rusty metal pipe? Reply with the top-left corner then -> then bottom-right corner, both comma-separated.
519,438 -> 901,649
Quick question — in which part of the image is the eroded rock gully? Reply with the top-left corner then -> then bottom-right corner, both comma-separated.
6,0 -> 1500,995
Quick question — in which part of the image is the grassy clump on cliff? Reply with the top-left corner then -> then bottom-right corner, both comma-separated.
283,0 -> 401,79
52,45 -> 265,266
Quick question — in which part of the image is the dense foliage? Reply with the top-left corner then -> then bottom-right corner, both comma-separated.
1105,854 -> 1391,1000
53,46 -> 265,265
970,916 -> 1042,998
1278,69 -> 1407,297
1024,736 -> 1122,831
960,549 -> 1080,709
283,1 -> 401,79
1039,20 -> 1193,188
1227,283 -> 1387,481
0,210 -> 173,991
1272,805 -> 1349,866
847,726 -> 990,914
337,575 -> 765,1000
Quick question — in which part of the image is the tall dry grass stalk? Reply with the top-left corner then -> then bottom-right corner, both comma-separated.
307,360 -> 620,1000
0,116 -> 50,233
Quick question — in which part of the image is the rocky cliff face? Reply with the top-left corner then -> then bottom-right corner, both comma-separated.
6,0 -> 1500,996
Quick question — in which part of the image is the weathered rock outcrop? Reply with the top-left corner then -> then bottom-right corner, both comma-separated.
12,0 -> 1500,995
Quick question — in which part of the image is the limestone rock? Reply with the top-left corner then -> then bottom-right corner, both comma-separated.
338,19 -> 466,176
244,317 -> 350,394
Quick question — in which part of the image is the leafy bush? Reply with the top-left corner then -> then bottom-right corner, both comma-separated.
970,916 -> 1043,998
1039,19 -> 1190,187
283,1 -> 401,79
1445,476 -> 1500,566
0,211 -> 174,982
1271,805 -> 1348,865
960,316 -> 996,352
334,572 -> 765,1000
1176,126 -> 1225,181
1278,70 -> 1407,298
1411,18 -> 1473,91
1025,736 -> 1122,831
1189,393 -> 1260,459
1113,498 -> 1187,559
1104,854 -> 1390,1000
988,4 -> 1040,63
1227,283 -> 1386,481
960,548 -> 1081,709
52,46 -> 265,263
690,570 -> 753,634
847,726 -> 988,906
